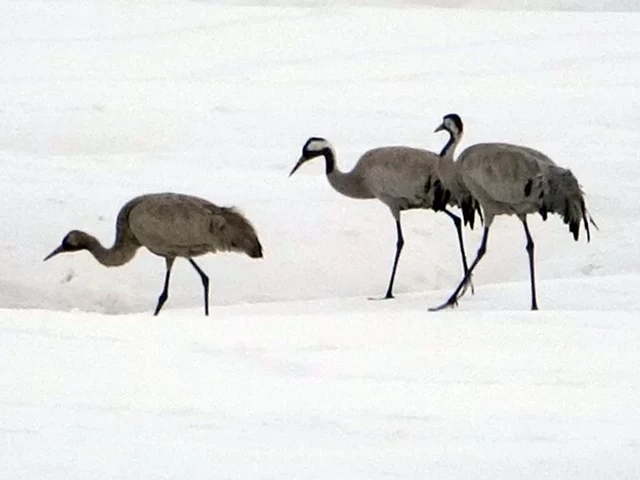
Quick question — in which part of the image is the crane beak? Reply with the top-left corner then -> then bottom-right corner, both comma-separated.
289,156 -> 306,177
434,123 -> 445,133
43,245 -> 64,261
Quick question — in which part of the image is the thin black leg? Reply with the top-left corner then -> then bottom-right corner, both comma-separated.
154,257 -> 175,316
522,218 -> 539,311
189,258 -> 210,316
430,226 -> 490,311
443,208 -> 473,294
382,219 -> 404,299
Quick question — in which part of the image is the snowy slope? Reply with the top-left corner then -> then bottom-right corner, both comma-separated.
198,0 -> 640,10
2,303 -> 639,480
1,0 -> 639,478
2,0 -> 639,312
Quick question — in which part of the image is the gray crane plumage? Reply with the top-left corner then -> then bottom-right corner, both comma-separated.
44,193 -> 263,315
431,114 -> 596,311
289,136 -> 480,299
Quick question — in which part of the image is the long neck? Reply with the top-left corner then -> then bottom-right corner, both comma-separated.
322,147 -> 373,199
439,129 -> 462,159
82,232 -> 139,267
437,130 -> 464,202
323,146 -> 336,175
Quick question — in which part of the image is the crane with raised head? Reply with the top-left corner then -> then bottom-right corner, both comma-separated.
429,114 -> 596,311
290,135 -> 480,299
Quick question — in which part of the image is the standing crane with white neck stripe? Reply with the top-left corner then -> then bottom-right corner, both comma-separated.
289,134 -> 481,299
430,114 -> 597,311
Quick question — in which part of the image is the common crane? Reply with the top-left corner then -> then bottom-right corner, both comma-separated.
430,114 -> 596,311
44,193 -> 263,315
290,136 -> 480,299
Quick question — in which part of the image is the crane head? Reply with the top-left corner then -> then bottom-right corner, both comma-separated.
289,137 -> 331,176
43,230 -> 87,261
435,113 -> 464,135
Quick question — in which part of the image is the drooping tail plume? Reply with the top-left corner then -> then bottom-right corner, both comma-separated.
531,166 -> 596,242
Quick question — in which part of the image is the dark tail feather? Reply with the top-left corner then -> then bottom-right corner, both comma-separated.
460,195 -> 482,229
537,166 -> 594,242
432,179 -> 451,212
579,199 -> 592,242
582,206 -> 599,243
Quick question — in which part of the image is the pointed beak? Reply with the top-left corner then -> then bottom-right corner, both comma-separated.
43,245 -> 64,262
434,123 -> 445,133
289,156 -> 306,177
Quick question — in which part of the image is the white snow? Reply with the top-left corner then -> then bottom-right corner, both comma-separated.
1,0 -> 639,478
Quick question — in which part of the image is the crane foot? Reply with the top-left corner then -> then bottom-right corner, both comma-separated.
428,295 -> 459,312
368,294 -> 395,301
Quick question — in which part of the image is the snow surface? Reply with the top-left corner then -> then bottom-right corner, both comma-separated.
1,0 -> 639,478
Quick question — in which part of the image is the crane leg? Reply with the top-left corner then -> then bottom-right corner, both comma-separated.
189,258 -> 210,316
376,220 -> 404,300
429,226 -> 489,311
154,257 -> 175,316
443,209 -> 474,294
521,218 -> 539,311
